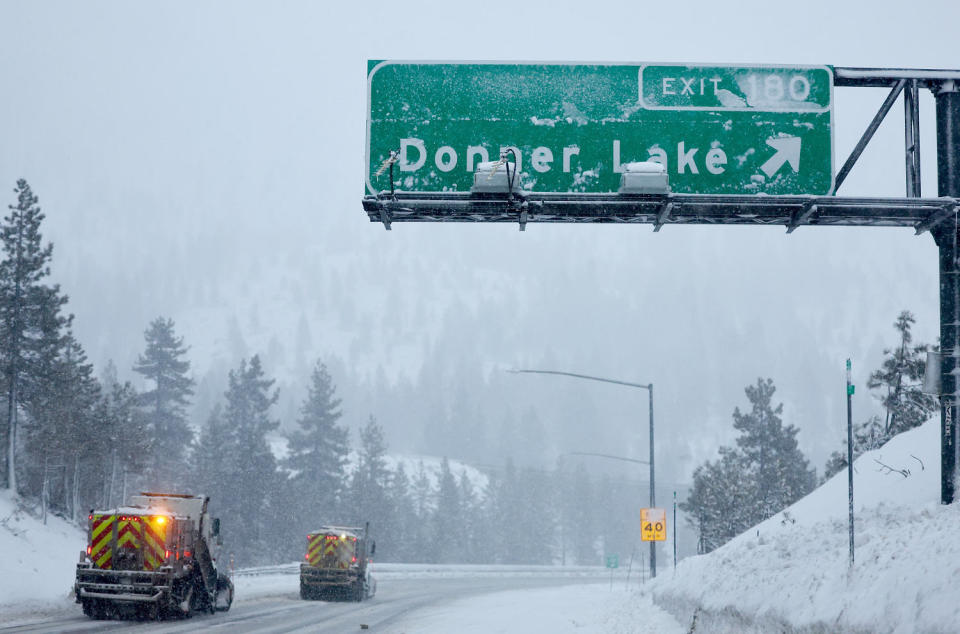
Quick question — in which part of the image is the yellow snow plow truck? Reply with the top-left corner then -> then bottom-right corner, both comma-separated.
300,524 -> 376,601
74,492 -> 234,620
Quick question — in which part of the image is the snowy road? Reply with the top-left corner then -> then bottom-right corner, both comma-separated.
0,570 -> 680,634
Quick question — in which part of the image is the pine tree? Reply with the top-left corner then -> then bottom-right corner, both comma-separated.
286,361 -> 349,534
682,378 -> 815,552
218,355 -> 280,565
192,405 -> 231,503
733,378 -> 815,521
386,463 -> 416,562
347,415 -> 391,554
433,457 -> 462,563
0,180 -> 70,492
867,311 -> 937,436
558,462 -> 597,565
824,312 -> 936,481
15,333 -> 95,516
515,467 -> 554,564
457,469 -> 482,564
681,448 -> 754,553
133,317 -> 195,489
410,460 -> 434,563
98,377 -> 149,506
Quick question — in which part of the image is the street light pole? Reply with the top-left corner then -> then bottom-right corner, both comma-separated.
509,368 -> 658,578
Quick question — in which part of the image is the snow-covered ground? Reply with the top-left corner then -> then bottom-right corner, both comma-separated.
0,491 -> 86,612
652,417 -> 960,633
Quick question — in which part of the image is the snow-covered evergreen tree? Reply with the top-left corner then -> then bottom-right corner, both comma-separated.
733,378 -> 815,520
515,466 -> 554,564
431,457 -> 462,563
97,377 -> 148,506
0,180 -> 70,492
23,333 -> 100,518
867,310 -> 937,436
386,462 -> 417,562
683,378 -> 815,552
409,460 -> 434,563
192,405 -> 231,504
132,317 -> 195,489
457,469 -> 483,564
555,461 -> 597,565
347,415 -> 391,554
681,447 -> 754,553
285,361 -> 349,534
217,355 -> 280,565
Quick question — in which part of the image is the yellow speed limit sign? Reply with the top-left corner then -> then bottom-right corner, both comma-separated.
641,508 -> 667,542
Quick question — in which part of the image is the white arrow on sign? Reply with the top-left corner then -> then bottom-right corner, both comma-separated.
760,136 -> 801,177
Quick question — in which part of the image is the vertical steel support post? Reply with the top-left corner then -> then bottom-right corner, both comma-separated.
905,79 -> 922,197
648,384 -> 655,578
933,80 -> 960,504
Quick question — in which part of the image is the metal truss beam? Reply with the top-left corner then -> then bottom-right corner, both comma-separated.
834,67 -> 960,89
834,80 -> 905,193
363,192 -> 958,232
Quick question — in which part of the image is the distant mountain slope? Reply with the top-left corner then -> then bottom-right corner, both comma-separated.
268,435 -> 490,500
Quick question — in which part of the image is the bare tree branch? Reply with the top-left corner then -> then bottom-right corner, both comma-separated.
874,457 -> 910,478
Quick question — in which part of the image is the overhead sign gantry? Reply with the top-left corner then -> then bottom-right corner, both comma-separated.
362,61 -> 960,507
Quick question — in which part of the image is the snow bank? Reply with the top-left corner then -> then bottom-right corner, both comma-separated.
651,418 -> 960,633
0,491 -> 86,613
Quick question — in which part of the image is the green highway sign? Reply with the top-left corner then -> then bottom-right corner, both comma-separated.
366,62 -> 834,196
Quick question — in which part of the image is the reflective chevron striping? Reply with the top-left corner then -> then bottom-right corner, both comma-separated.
90,515 -> 115,569
89,515 -> 168,571
307,534 -> 325,566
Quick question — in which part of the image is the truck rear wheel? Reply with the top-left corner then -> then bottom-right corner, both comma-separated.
215,573 -> 234,611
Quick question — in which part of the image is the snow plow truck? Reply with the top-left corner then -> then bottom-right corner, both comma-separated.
300,523 -> 376,601
74,492 -> 233,619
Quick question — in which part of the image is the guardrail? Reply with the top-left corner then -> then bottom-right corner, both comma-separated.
232,563 -> 625,579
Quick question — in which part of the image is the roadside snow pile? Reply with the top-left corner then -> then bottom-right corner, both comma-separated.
0,491 -> 86,612
651,418 -> 960,633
